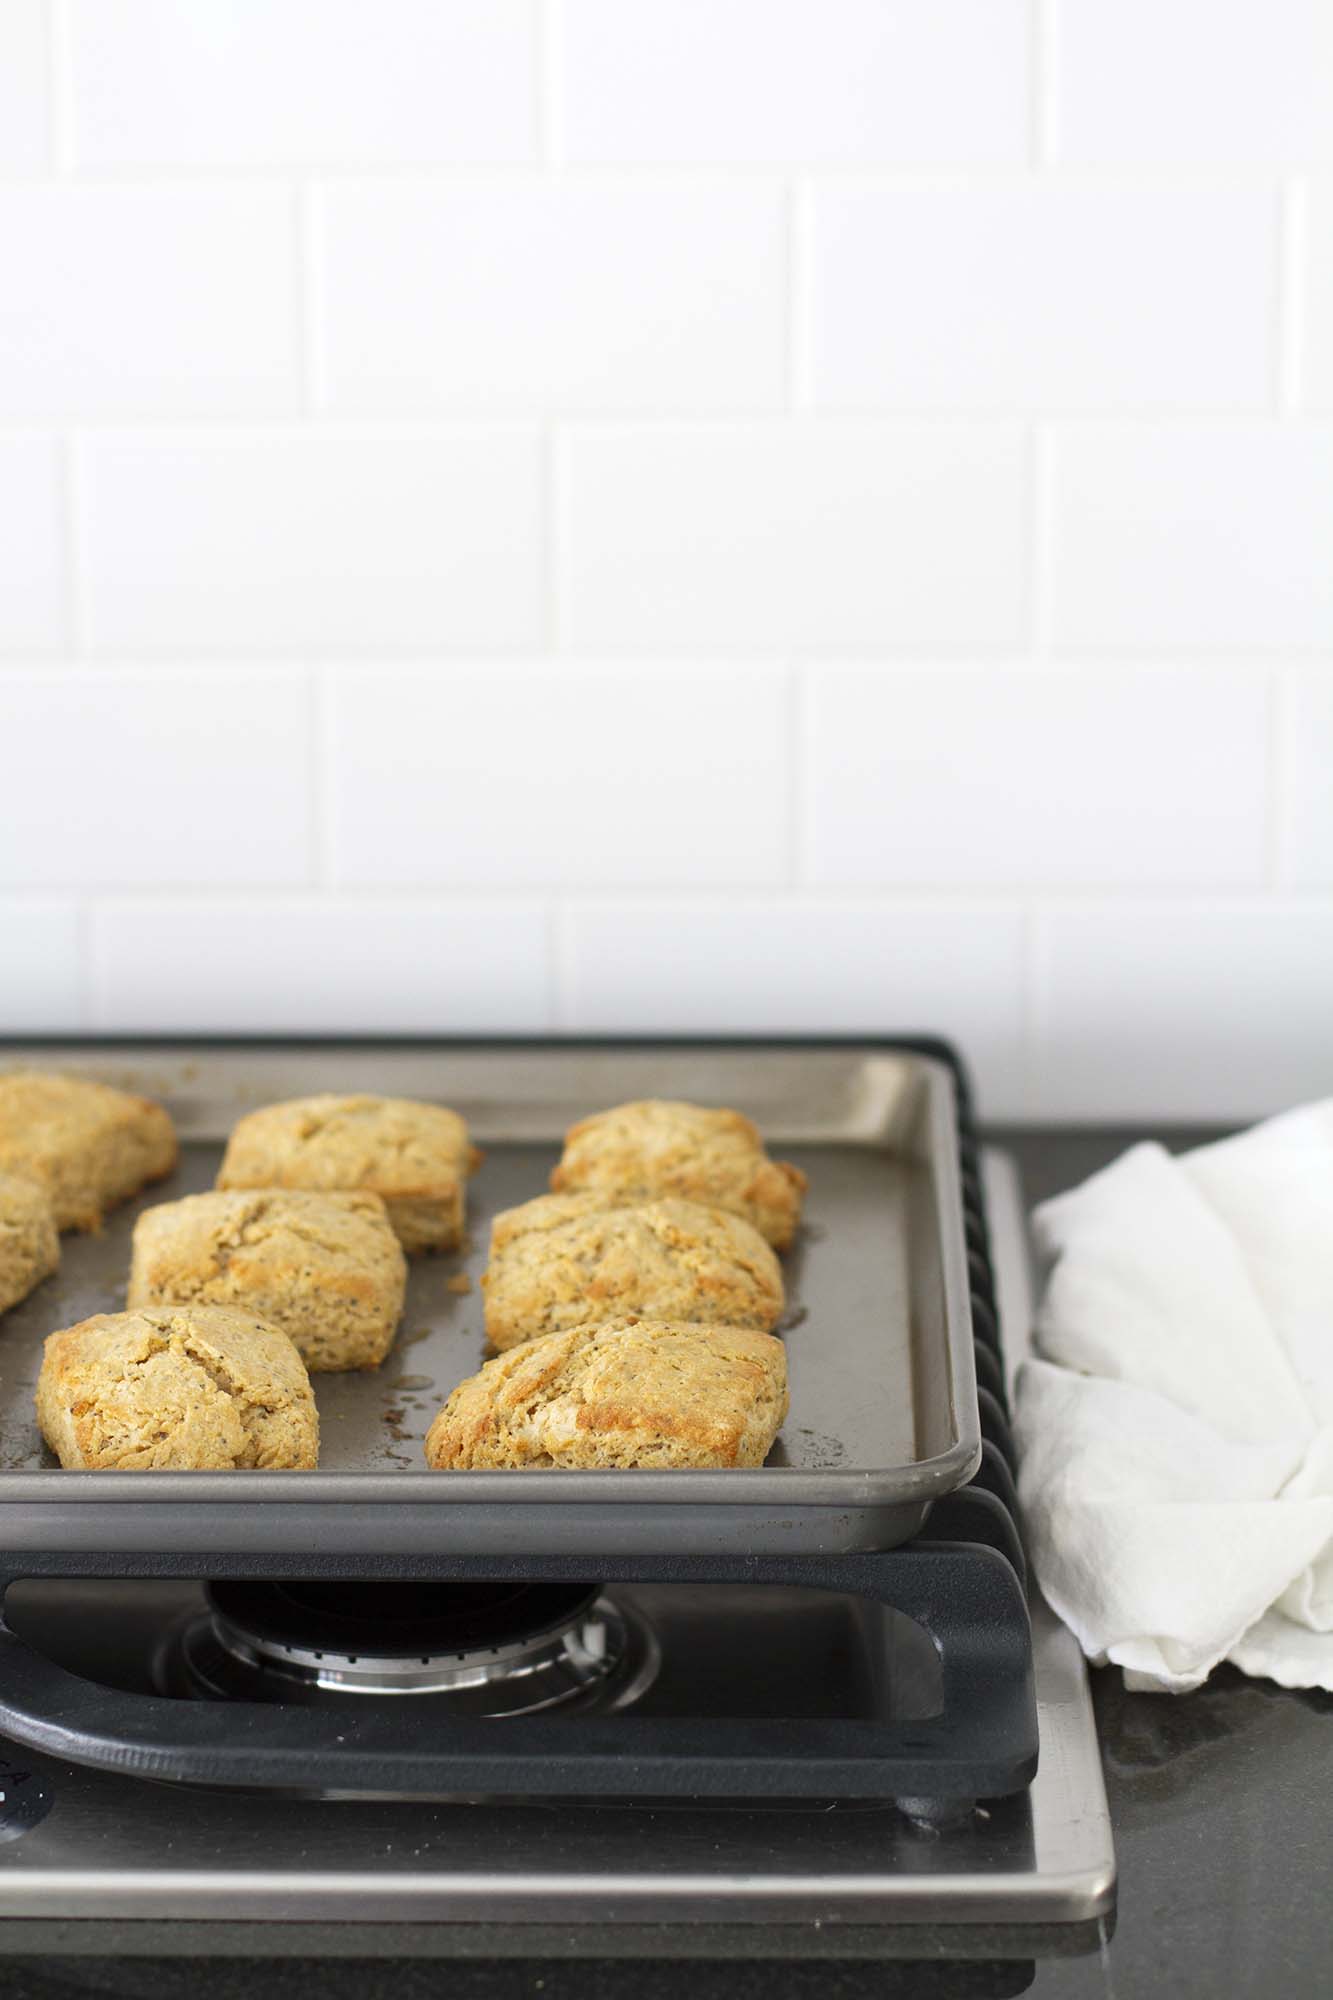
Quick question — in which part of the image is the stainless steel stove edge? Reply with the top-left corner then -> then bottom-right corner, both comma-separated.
0,1627 -> 1114,1928
0,1149 -> 1115,1940
0,1917 -> 1115,1963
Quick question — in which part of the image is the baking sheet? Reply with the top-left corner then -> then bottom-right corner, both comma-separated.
0,1138 -> 918,1478
0,1042 -> 979,1556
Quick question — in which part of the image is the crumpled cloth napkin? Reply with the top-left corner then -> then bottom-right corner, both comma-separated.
1014,1101 -> 1333,1693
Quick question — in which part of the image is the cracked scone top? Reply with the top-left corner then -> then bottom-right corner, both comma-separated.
550,1100 -> 807,1249
128,1188 -> 407,1372
483,1192 -> 785,1350
217,1093 -> 480,1252
0,1171 -> 59,1316
0,1071 -> 177,1232
36,1305 -> 319,1471
425,1316 -> 789,1471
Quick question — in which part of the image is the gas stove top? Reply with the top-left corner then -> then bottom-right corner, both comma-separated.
0,1154 -> 1114,1962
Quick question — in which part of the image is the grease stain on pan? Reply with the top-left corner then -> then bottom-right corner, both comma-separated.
793,1427 -> 847,1470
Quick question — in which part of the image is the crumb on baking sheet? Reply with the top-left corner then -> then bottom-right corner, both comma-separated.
446,1272 -> 472,1294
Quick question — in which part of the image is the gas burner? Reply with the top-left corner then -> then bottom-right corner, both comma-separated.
166,1579 -> 658,1717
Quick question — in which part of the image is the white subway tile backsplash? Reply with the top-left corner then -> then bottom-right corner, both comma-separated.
561,0 -> 1028,164
0,2 -> 51,173
811,187 -> 1274,412
0,902 -> 82,1031
1301,181 -> 1333,411
77,434 -> 543,654
1051,426 -> 1333,650
329,665 -> 789,890
67,0 -> 538,167
563,426 -> 1027,650
92,901 -> 551,1031
317,183 -> 786,414
563,901 -> 1027,1109
0,441 -> 64,654
0,670 -> 311,888
1054,0 -> 1333,163
0,0 -> 1325,1118
806,666 -> 1268,890
1280,672 -> 1333,887
0,188 -> 298,419
1034,905 -> 1333,1119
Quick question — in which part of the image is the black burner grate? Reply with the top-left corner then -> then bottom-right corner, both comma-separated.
917,1042 -> 1027,1592
0,1037 -> 1037,1815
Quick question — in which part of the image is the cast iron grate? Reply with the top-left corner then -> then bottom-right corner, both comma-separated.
0,1036 -> 1037,1814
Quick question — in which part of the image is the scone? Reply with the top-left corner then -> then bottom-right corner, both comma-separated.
128,1188 -> 407,1372
424,1316 -> 789,1471
0,1072 -> 177,1232
550,1100 -> 806,1250
0,1172 -> 60,1315
217,1094 -> 480,1253
483,1193 -> 784,1351
36,1305 -> 318,1471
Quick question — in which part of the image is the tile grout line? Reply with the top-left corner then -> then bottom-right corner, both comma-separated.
549,900 -> 575,1029
0,416 -> 569,441
47,0 -> 75,175
538,0 -> 563,169
0,648 -> 1321,672
14,886 -> 1333,911
59,432 -> 85,656
308,665 -> 331,889
1031,0 -> 1060,168
1021,902 -> 1048,1122
74,896 -> 95,1029
1029,421 -> 1056,657
296,180 -> 324,414
295,179 -> 320,417
786,181 -> 813,412
22,162 -> 1298,191
544,423 -> 563,652
0,413 -> 1309,439
1278,175 -> 1306,415
786,662 -> 810,889
1264,669 -> 1287,889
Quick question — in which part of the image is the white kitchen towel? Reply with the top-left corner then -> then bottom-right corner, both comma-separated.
1014,1101 -> 1333,1694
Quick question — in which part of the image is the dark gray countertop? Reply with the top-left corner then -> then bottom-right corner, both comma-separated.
1003,1128 -> 1333,2000
2,1128 -> 1329,2000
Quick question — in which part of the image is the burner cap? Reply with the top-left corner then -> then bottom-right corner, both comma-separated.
211,1579 -> 596,1661
175,1579 -> 655,1716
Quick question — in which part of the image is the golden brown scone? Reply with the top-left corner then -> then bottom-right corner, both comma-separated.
36,1305 -> 318,1471
550,1100 -> 806,1249
0,1072 -> 177,1233
482,1193 -> 784,1351
0,1171 -> 60,1315
425,1316 -> 788,1470
128,1188 -> 407,1372
216,1093 -> 480,1253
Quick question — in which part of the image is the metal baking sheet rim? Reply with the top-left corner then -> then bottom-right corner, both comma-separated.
0,1038 -> 982,1558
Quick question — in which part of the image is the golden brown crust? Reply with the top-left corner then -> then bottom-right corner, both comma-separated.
550,1100 -> 806,1249
424,1316 -> 788,1471
0,1171 -> 60,1315
0,1072 -> 178,1233
482,1194 -> 784,1350
216,1094 -> 479,1252
36,1305 -> 318,1471
128,1188 -> 407,1372
489,1190 -> 612,1253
